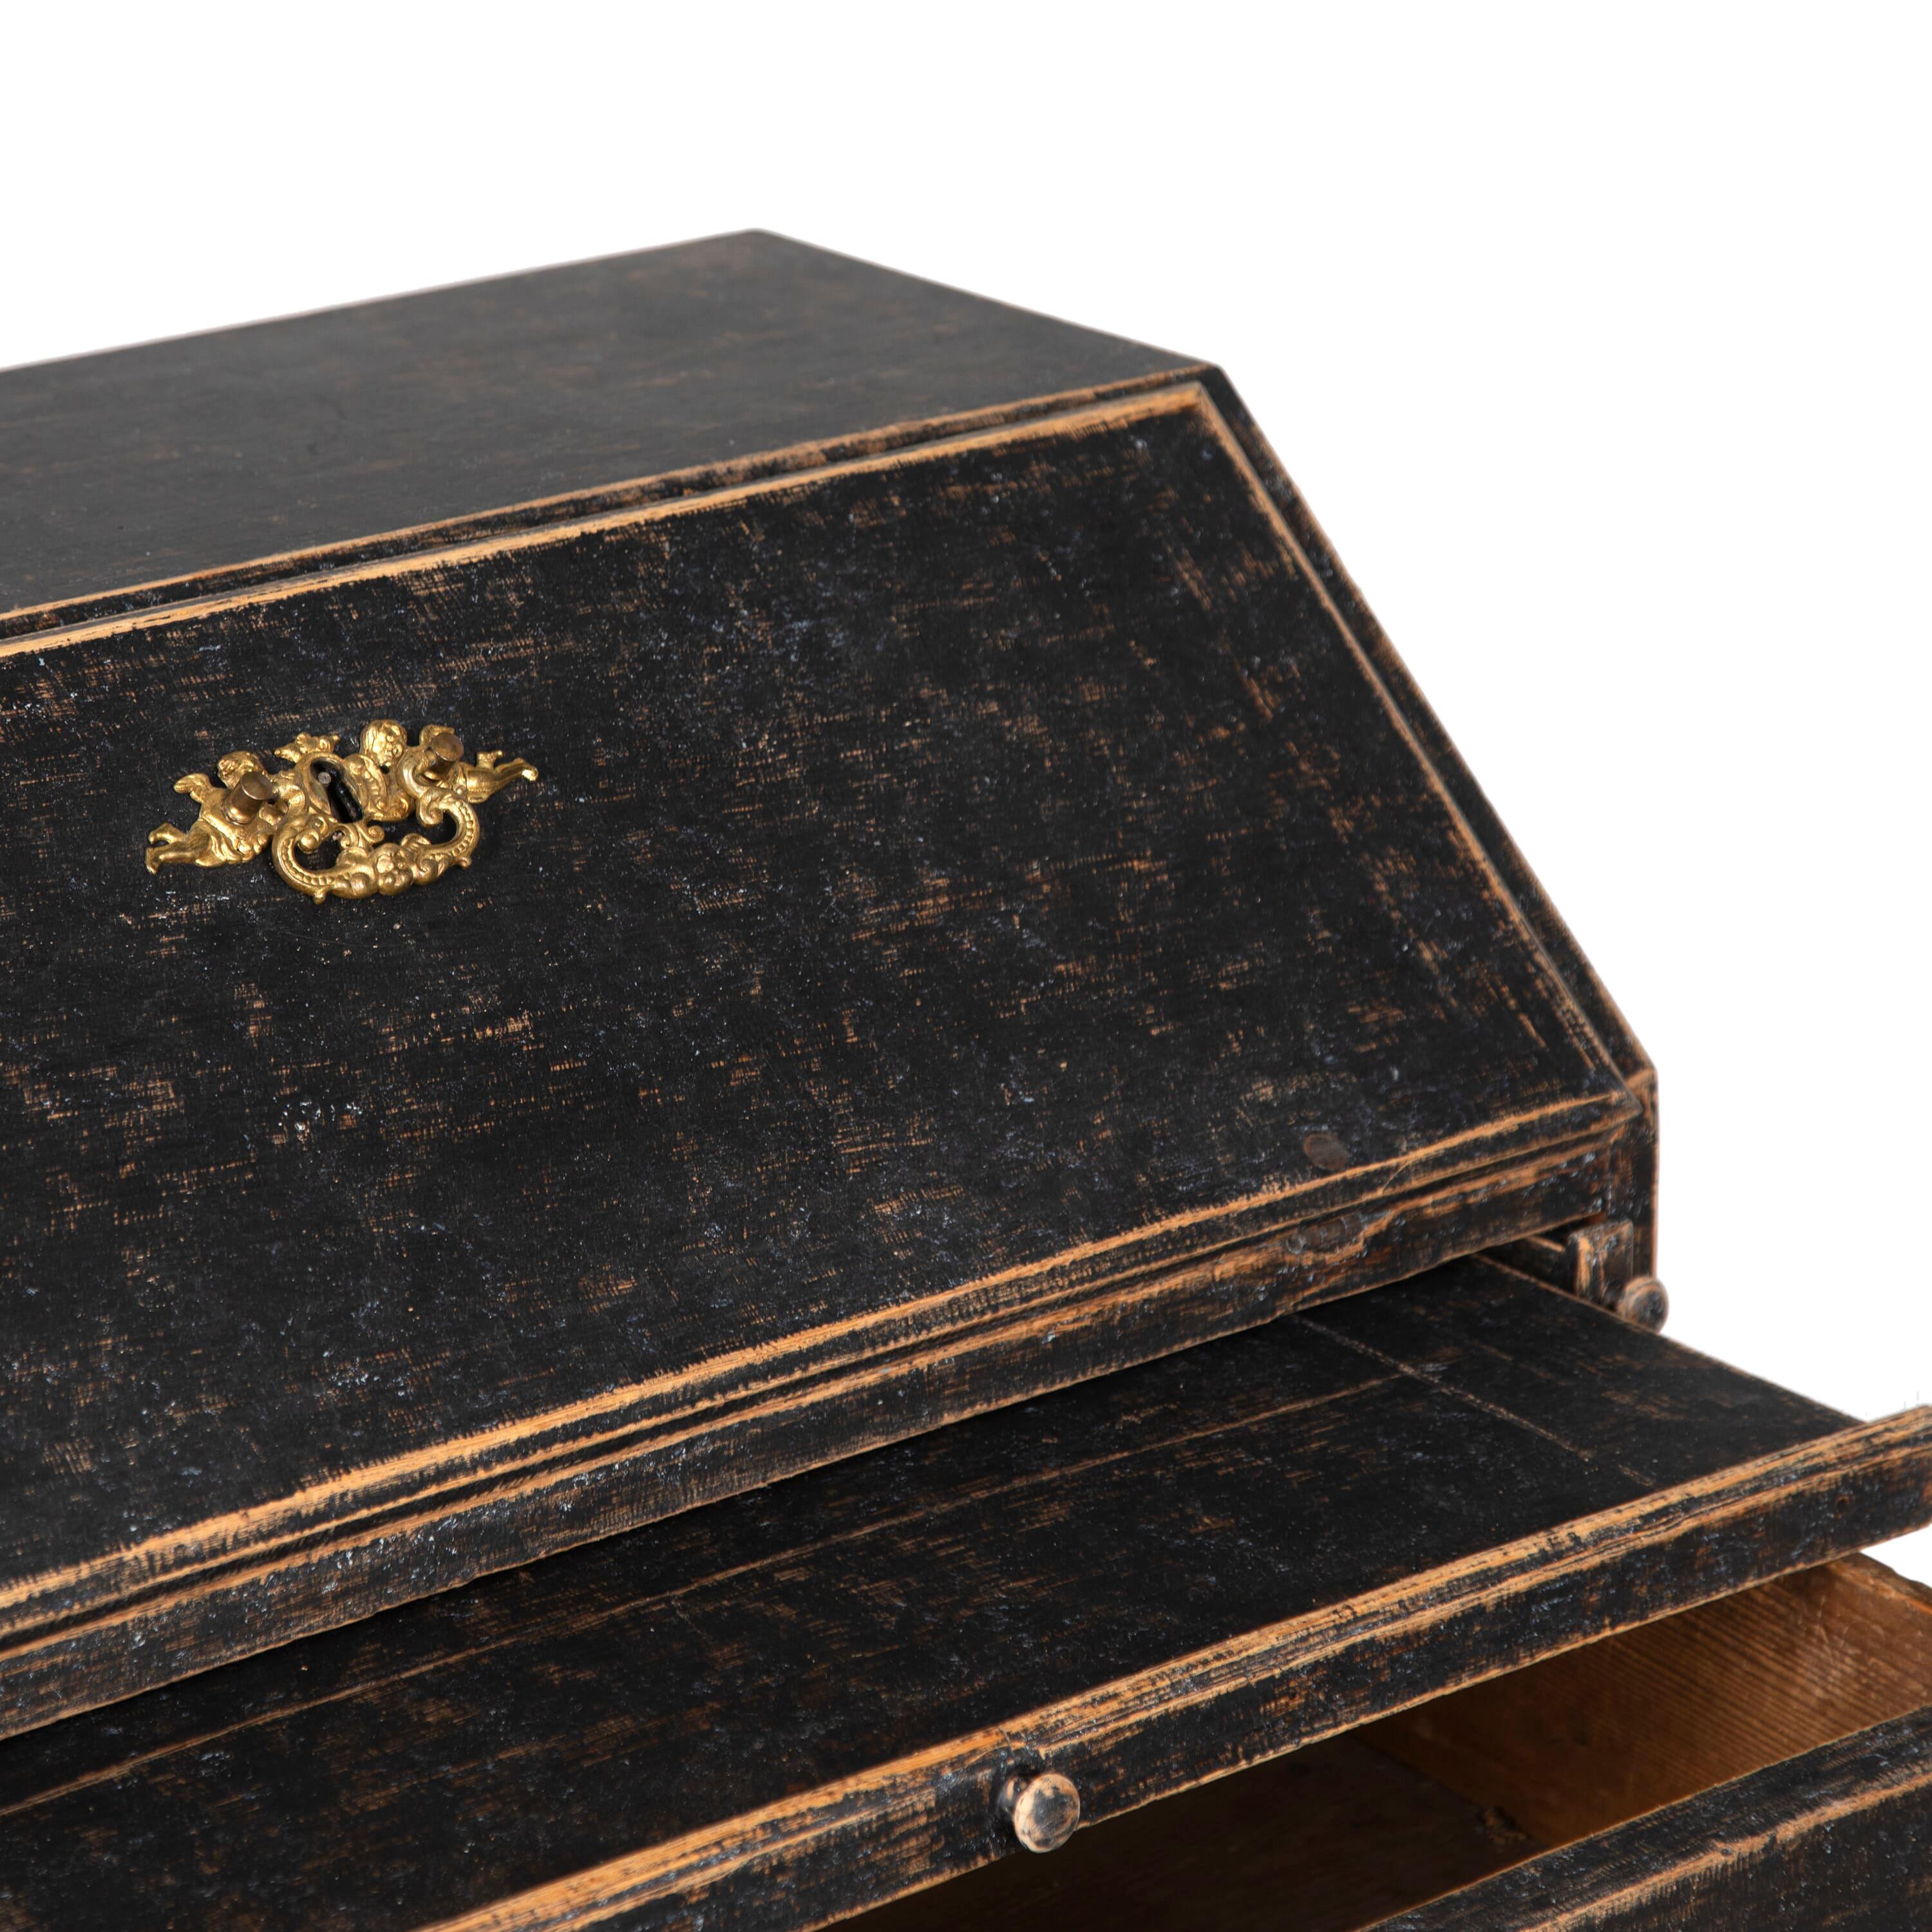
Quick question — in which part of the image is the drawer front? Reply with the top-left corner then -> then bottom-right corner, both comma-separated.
849,1558 -> 1932,1932
849,1713 -> 1932,1932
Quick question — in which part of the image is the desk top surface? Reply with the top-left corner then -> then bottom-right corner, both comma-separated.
0,231 -> 1186,624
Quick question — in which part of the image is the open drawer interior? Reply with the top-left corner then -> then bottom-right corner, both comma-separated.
855,1555 -> 1932,1930
1,1258 -> 1928,1930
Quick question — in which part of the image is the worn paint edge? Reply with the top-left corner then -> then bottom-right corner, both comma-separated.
1205,379 -> 1656,1074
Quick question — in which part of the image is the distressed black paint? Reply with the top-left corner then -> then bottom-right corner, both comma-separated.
1,1263 -> 1913,1931
0,231 -> 1186,625
0,390 -> 1636,1725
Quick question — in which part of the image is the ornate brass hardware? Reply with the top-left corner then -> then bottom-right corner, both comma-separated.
146,722 -> 538,902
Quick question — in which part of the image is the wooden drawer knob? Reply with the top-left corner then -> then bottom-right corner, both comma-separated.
999,1771 -> 1081,1852
1615,1276 -> 1670,1330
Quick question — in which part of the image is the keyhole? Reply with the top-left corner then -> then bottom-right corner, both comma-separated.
314,763 -> 363,824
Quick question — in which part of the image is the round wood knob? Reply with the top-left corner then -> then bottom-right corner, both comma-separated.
999,1771 -> 1081,1853
1615,1276 -> 1670,1331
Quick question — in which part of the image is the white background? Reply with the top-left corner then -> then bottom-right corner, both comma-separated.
5,4 -> 1928,1576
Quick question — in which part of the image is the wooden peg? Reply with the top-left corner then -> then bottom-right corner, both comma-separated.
999,1771 -> 1081,1853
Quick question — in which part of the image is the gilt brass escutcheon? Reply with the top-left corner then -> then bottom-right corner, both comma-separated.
145,721 -> 538,902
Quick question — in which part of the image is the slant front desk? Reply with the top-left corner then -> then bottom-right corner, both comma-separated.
2,234 -> 1926,1927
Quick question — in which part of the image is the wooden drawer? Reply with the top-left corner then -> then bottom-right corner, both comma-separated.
1,1258 -> 1927,1929
858,1555 -> 1932,1929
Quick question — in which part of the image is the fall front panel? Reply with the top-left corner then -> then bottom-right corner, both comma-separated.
0,388 -> 1626,1705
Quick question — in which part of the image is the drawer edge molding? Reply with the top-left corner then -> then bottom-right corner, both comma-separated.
413,1406 -> 1932,1932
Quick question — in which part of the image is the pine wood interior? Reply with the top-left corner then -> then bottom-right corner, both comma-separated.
1365,1552 -> 1932,1848
855,1555 -> 1932,1930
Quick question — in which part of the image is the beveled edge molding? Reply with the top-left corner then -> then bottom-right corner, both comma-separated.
415,1406 -> 1932,1932
0,1102 -> 1621,1633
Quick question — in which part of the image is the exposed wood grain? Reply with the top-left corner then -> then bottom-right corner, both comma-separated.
1,1264 -> 1923,1932
1367,1557 -> 1932,1846
9,234 -> 1856,1930
0,386 -> 1643,1732
1379,1710 -> 1932,1929
861,1558 -> 1932,1932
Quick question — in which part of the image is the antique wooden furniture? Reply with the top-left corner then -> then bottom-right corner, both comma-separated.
1,233 -> 1926,1927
